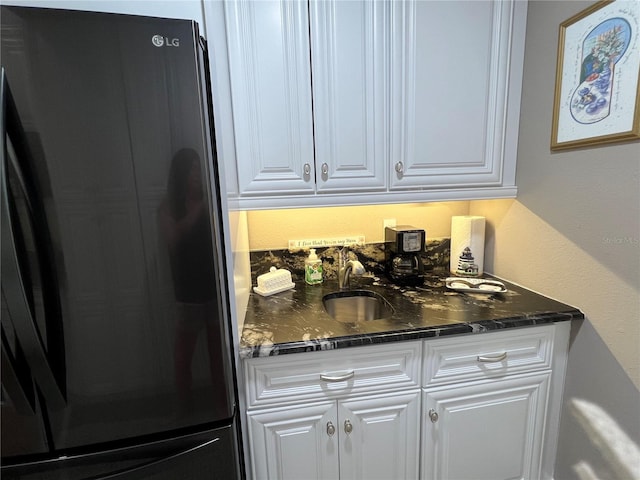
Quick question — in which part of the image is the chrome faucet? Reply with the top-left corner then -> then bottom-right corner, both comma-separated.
338,246 -> 365,290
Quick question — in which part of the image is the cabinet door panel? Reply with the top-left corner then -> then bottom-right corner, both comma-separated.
339,390 -> 420,480
390,0 -> 518,189
247,402 -> 338,480
225,0 -> 316,195
422,373 -> 549,480
310,0 -> 387,192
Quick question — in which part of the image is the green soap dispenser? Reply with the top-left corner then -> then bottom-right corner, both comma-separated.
305,249 -> 323,285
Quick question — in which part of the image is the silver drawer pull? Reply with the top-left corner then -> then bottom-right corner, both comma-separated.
320,371 -> 355,382
326,421 -> 336,437
477,352 -> 508,363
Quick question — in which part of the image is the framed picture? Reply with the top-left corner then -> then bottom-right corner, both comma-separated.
551,0 -> 640,151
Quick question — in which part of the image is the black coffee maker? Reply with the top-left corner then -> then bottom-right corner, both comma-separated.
385,226 -> 426,285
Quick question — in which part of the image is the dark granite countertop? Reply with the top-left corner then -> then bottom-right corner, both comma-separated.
239,271 -> 584,358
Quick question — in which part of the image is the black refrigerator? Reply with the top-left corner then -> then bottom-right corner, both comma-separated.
0,6 -> 242,479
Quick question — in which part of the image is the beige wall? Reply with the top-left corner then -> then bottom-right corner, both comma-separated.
472,1 -> 639,477
472,198 -> 639,387
470,0 -> 639,389
246,202 -> 470,251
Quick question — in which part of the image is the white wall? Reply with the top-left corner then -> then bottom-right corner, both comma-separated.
470,1 -> 639,478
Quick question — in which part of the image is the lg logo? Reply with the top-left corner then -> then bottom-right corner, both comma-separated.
152,35 -> 180,47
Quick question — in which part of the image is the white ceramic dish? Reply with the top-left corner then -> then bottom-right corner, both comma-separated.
253,282 -> 295,297
445,277 -> 507,294
254,266 -> 296,297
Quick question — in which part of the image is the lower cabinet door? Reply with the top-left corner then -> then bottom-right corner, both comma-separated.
247,390 -> 421,480
339,390 -> 421,480
422,372 -> 550,480
247,401 -> 339,480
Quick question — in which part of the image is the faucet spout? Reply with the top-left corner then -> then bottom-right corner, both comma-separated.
338,246 -> 365,290
339,261 -> 354,290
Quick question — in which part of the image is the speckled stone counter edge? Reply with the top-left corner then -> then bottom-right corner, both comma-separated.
241,241 -> 584,358
238,309 -> 582,358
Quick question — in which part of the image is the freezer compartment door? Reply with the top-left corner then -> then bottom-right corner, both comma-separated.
1,422 -> 240,480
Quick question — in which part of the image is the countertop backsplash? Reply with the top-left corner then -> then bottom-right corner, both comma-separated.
250,238 -> 451,282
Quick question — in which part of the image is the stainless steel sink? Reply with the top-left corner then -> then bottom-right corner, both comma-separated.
322,290 -> 394,323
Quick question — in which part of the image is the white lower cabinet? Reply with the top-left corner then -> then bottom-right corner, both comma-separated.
243,341 -> 422,479
243,323 -> 570,480
247,401 -> 338,480
420,323 -> 570,480
422,372 -> 550,480
247,390 -> 420,480
339,391 -> 421,479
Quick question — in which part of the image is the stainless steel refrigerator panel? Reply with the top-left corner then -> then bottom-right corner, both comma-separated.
1,6 -> 240,476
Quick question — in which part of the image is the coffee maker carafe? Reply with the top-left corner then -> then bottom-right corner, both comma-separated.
385,226 -> 426,285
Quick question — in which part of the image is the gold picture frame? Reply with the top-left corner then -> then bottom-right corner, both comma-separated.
551,0 -> 640,151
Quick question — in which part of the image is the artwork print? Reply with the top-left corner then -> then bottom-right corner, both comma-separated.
572,18 -> 631,123
551,0 -> 640,150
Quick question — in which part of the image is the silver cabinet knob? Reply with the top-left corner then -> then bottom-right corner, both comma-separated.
303,163 -> 311,175
428,409 -> 439,423
344,419 -> 353,434
321,163 -> 329,175
395,161 -> 404,174
326,421 -> 336,437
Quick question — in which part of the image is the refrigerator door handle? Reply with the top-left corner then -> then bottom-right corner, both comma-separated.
1,324 -> 37,415
92,438 -> 221,480
1,426 -> 235,479
0,68 -> 66,410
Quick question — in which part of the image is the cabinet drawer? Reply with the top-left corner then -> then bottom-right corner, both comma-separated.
244,341 -> 421,408
423,326 -> 555,387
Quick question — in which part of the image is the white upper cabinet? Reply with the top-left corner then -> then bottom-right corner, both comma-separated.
215,0 -> 527,209
224,0 -> 316,195
310,0 -> 388,193
390,0 -> 523,191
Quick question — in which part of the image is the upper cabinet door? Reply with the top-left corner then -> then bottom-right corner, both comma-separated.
224,0 -> 316,195
390,0 -> 524,191
309,0 -> 387,193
